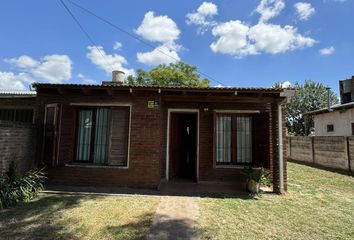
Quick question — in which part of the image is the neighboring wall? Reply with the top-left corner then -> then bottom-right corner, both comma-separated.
287,136 -> 353,172
0,121 -> 37,174
314,108 -> 354,136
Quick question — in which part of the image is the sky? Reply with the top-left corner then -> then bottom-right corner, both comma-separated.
0,0 -> 353,94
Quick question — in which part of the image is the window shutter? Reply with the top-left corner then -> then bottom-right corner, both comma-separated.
107,106 -> 130,166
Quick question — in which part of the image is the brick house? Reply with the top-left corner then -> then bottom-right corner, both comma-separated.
33,77 -> 287,193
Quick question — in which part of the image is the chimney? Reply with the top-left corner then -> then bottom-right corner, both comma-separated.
112,70 -> 125,83
102,70 -> 125,86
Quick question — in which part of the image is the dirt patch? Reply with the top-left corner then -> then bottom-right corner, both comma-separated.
148,196 -> 200,240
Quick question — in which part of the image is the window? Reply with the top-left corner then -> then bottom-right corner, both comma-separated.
327,124 -> 334,132
215,114 -> 252,165
75,106 -> 130,166
0,109 -> 33,123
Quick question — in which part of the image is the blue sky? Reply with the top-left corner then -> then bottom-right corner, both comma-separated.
0,0 -> 353,94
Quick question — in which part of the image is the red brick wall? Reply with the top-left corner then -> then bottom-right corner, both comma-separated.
0,121 -> 37,174
36,92 -> 162,188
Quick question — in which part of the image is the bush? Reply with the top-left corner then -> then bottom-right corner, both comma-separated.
241,167 -> 270,183
0,161 -> 46,209
241,167 -> 271,194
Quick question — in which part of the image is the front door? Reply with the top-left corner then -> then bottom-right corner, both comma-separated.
169,113 -> 197,181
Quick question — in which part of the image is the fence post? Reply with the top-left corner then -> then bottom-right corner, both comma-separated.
311,137 -> 315,164
346,137 -> 351,173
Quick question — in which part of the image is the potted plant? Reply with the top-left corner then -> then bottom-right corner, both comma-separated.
241,167 -> 270,194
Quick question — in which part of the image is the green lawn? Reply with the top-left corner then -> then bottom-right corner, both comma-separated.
1,162 -> 353,240
198,162 -> 354,240
0,194 -> 159,240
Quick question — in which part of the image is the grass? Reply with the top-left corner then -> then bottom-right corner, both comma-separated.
0,194 -> 159,240
198,162 -> 354,240
1,162 -> 353,240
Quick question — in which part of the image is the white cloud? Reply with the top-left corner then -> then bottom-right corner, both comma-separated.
282,81 -> 292,88
5,55 -> 38,68
77,73 -> 97,84
294,2 -> 315,21
0,71 -> 34,90
32,55 -> 72,82
211,21 -> 316,58
135,11 -> 182,66
87,45 -> 134,77
210,20 -> 254,56
255,0 -> 285,23
208,0 -> 316,58
319,46 -> 335,55
137,43 -> 180,66
186,2 -> 218,34
5,54 -> 72,83
113,41 -> 122,50
135,11 -> 180,43
249,23 -> 316,54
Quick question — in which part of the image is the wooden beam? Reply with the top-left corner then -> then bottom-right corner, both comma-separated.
162,95 -> 277,103
81,88 -> 94,95
106,89 -> 114,95
57,88 -> 67,95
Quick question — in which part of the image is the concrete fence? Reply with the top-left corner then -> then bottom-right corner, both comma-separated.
0,121 -> 37,175
287,136 -> 353,172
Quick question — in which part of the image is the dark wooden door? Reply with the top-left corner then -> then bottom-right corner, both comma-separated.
43,104 -> 61,166
169,113 -> 197,181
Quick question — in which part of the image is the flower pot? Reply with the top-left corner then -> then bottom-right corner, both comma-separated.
247,179 -> 260,193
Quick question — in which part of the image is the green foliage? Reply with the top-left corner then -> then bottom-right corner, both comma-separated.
6,161 -> 18,182
126,61 -> 210,87
241,167 -> 270,184
0,162 -> 46,209
285,80 -> 338,136
272,82 -> 283,88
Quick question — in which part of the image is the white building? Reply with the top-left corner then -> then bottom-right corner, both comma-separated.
307,102 -> 354,136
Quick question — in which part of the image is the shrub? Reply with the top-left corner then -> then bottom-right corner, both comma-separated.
0,161 -> 46,209
241,167 -> 270,183
241,167 -> 271,194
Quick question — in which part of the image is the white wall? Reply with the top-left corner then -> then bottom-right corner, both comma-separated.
314,107 -> 354,136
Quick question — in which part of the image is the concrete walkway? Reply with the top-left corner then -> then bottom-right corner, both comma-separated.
148,196 -> 200,240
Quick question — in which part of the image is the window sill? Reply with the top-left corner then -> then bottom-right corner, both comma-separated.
65,164 -> 128,169
214,165 -> 248,169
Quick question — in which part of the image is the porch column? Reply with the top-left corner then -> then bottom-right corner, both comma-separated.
272,101 -> 287,194
277,102 -> 284,193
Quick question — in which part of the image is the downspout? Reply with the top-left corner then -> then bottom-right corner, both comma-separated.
278,101 -> 284,193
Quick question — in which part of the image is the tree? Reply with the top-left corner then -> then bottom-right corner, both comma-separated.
126,61 -> 210,87
285,80 -> 339,136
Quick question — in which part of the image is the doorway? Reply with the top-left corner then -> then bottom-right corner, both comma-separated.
169,112 -> 198,181
43,104 -> 61,166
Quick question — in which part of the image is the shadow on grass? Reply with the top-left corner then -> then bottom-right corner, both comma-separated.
0,194 -> 98,240
289,159 -> 354,177
45,184 -> 255,200
104,213 -> 202,240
